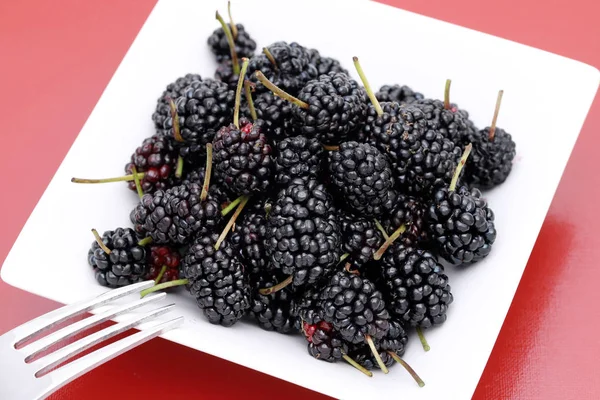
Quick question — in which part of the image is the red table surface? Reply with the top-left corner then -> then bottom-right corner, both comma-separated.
1,0 -> 598,398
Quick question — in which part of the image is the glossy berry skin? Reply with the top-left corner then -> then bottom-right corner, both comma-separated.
248,41 -> 318,96
292,72 -> 368,145
413,98 -> 472,143
178,167 -> 232,208
243,91 -> 293,141
250,272 -> 299,333
212,118 -> 274,195
265,178 -> 341,288
130,183 -> 221,244
207,23 -> 256,62
329,141 -> 397,217
231,210 -> 269,275
464,127 -> 516,190
383,194 -> 429,248
348,344 -> 394,370
296,288 -> 323,326
182,233 -> 250,327
375,84 -> 424,105
368,105 -> 462,197
303,321 -> 348,363
378,318 -> 409,355
145,245 -> 181,283
275,136 -> 324,185
427,185 -> 497,265
375,244 -> 453,329
88,228 -> 147,288
153,79 -> 235,167
319,271 -> 390,345
125,134 -> 177,195
340,214 -> 384,268
306,48 -> 348,75
214,60 -> 239,91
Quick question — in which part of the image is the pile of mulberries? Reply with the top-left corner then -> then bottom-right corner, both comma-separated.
75,5 -> 516,383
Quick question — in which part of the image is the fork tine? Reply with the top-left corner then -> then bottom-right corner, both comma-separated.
38,316 -> 183,400
12,280 -> 155,347
22,292 -> 166,362
33,303 -> 175,377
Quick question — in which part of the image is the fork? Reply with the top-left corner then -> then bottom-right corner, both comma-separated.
0,280 -> 183,400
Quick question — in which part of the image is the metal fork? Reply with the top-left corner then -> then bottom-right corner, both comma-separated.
0,280 -> 183,400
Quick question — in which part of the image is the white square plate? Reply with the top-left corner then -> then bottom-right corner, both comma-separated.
2,0 -> 599,398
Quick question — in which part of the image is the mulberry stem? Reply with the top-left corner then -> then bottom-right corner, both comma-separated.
138,237 -> 153,246
215,11 -> 239,75
353,56 -> 383,116
342,354 -> 373,377
373,224 -> 406,260
227,1 -> 238,39
200,143 -> 213,201
244,80 -> 257,121
167,97 -> 184,142
444,79 -> 452,110
71,173 -> 145,184
489,90 -> 504,141
140,279 -> 188,298
233,58 -> 249,129
263,47 -> 278,70
91,229 -> 111,254
416,326 -> 431,351
175,156 -> 184,179
387,352 -> 425,387
221,195 -> 244,216
449,143 -> 472,192
255,71 -> 309,109
374,219 -> 389,240
322,144 -> 339,151
154,265 -> 167,285
215,195 -> 250,250
130,165 -> 144,199
344,262 -> 359,276
258,275 -> 293,295
338,253 -> 350,264
366,335 -> 389,374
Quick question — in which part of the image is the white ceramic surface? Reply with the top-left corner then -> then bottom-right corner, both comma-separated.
2,0 -> 599,398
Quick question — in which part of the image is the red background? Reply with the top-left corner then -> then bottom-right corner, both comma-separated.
1,0 -> 598,398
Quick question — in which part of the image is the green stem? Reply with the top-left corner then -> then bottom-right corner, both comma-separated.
131,165 -> 144,199
387,352 -> 425,387
449,143 -> 472,192
221,195 -> 244,216
258,275 -> 293,295
227,1 -> 238,39
154,265 -> 167,285
233,58 -> 249,129
138,236 -> 153,246
373,224 -> 406,260
71,173 -> 145,184
342,354 -> 373,377
416,326 -> 431,352
338,253 -> 350,264
215,195 -> 250,250
140,279 -> 189,298
168,97 -> 184,142
444,79 -> 452,110
215,11 -> 239,75
353,56 -> 383,116
263,47 -> 278,70
489,90 -> 504,141
91,229 -> 111,254
244,80 -> 258,121
255,71 -> 309,109
366,335 -> 389,374
374,219 -> 389,240
175,156 -> 184,179
200,143 -> 213,201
